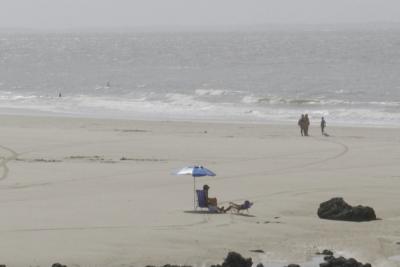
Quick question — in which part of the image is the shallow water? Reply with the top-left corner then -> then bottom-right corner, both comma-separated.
1,29 -> 400,125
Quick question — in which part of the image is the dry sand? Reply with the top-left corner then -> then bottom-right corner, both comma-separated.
0,114 -> 399,267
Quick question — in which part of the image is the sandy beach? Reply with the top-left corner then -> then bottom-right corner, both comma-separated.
0,114 -> 399,267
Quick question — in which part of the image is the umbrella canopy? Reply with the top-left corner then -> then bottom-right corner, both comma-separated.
175,165 -> 216,209
175,166 -> 216,177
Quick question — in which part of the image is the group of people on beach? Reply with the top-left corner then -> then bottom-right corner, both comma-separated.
298,114 -> 327,136
298,114 -> 310,136
195,115 -> 328,214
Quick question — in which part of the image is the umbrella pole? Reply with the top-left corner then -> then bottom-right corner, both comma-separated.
193,176 -> 196,210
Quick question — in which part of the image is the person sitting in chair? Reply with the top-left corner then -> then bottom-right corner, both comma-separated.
203,184 -> 225,213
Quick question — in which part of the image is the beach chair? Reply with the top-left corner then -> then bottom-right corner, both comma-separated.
229,200 -> 253,214
196,190 -> 208,210
196,190 -> 223,213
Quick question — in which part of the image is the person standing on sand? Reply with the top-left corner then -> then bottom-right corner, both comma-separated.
321,117 -> 326,135
298,114 -> 305,136
304,114 -> 310,136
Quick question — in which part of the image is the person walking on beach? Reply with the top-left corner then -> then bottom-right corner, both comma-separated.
304,114 -> 310,136
298,114 -> 305,136
321,117 -> 326,135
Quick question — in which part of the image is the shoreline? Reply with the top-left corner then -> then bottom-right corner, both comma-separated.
0,112 -> 399,130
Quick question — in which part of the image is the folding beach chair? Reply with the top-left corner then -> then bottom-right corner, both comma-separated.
229,200 -> 253,214
196,190 -> 208,210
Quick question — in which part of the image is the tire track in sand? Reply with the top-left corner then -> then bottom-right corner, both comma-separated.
216,136 -> 349,181
0,145 -> 18,181
217,136 -> 350,204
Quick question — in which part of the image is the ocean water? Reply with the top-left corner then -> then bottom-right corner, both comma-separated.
0,29 -> 400,126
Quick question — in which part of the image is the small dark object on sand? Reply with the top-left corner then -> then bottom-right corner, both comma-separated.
256,264 -> 264,267
319,255 -> 371,267
317,250 -> 334,256
318,197 -> 376,222
396,242 -> 400,245
211,251 -> 253,267
250,249 -> 265,253
286,264 -> 300,267
52,263 -> 67,267
146,265 -> 192,267
0,264 -> 6,267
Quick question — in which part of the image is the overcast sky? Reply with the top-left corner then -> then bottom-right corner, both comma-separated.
1,0 -> 400,29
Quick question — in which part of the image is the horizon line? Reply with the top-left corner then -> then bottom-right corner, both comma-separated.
1,21 -> 400,32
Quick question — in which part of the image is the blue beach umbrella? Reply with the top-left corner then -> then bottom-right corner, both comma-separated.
175,166 -> 216,209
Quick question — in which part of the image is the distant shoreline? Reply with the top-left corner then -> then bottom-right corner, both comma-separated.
1,22 -> 400,33
0,111 -> 398,129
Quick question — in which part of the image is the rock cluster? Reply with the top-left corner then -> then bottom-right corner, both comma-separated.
317,250 -> 334,256
211,251 -> 253,267
320,256 -> 371,267
146,250 -> 372,267
318,198 -> 376,222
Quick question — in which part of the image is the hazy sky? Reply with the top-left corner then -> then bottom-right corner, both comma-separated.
1,0 -> 400,29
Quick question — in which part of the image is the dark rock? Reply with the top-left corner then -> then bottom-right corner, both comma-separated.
249,249 -> 265,253
317,198 -> 376,222
0,265 -> 6,267
221,251 -> 252,267
320,255 -> 371,267
324,256 -> 334,261
317,250 -> 334,256
286,264 -> 300,267
52,264 -> 67,267
256,264 -> 264,267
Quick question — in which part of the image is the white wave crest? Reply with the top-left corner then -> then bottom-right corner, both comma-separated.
0,90 -> 399,126
195,89 -> 230,96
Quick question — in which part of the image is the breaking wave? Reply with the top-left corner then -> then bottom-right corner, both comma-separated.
0,90 -> 399,127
